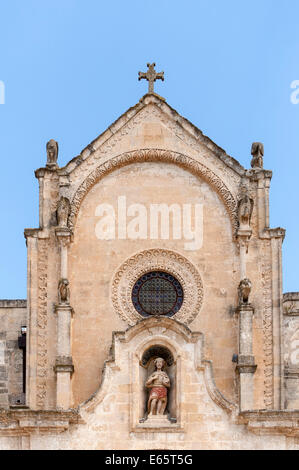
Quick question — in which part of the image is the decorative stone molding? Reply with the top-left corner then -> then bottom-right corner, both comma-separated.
283,292 -> 299,316
81,316 -> 236,424
0,409 -> 80,437
68,149 -> 238,233
54,356 -> 74,374
236,355 -> 257,374
62,94 -> 245,186
202,360 -> 237,414
261,241 -> 273,409
55,227 -> 73,245
36,239 -> 49,409
0,300 -> 27,308
111,249 -> 204,326
238,410 -> 299,437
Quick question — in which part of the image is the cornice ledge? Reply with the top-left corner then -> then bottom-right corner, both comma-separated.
259,227 -> 286,241
248,168 -> 273,181
238,410 -> 299,436
283,292 -> 299,302
60,94 -> 247,178
142,96 -> 247,178
0,409 -> 82,435
35,166 -> 59,179
61,99 -> 146,173
24,228 -> 40,239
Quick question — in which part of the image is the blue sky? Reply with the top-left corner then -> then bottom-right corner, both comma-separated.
0,0 -> 298,298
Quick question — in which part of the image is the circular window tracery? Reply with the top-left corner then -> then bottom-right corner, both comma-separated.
132,271 -> 183,317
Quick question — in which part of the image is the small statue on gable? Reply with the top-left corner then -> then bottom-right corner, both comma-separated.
251,142 -> 264,169
46,139 -> 59,167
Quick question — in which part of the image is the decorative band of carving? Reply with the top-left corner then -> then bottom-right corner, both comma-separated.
261,241 -> 274,408
68,149 -> 238,232
111,248 -> 204,326
36,239 -> 48,409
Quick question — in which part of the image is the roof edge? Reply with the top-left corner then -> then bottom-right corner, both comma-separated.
59,93 -> 247,177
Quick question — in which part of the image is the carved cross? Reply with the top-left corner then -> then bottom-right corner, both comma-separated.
138,63 -> 164,94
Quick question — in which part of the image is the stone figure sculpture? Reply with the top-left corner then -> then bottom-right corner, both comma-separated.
238,194 -> 254,228
46,139 -> 59,167
238,278 -> 252,305
251,142 -> 264,169
145,357 -> 170,416
57,197 -> 70,227
58,278 -> 70,304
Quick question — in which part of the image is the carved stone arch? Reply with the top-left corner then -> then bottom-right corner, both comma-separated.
68,148 -> 238,232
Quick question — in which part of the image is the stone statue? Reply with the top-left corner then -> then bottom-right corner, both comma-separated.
58,278 -> 70,304
57,197 -> 70,227
46,139 -> 58,167
251,142 -> 264,169
238,194 -> 254,228
238,278 -> 252,305
145,357 -> 170,416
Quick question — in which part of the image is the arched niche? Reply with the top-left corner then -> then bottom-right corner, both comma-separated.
140,345 -> 176,422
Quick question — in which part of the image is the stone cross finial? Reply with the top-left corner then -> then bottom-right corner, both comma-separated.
138,63 -> 164,94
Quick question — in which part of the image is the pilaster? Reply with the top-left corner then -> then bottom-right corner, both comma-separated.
54,228 -> 74,410
236,304 -> 257,411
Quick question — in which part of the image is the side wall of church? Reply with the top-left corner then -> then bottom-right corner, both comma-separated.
0,301 -> 27,408
283,293 -> 299,409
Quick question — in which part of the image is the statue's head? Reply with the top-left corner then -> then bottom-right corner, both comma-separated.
154,357 -> 165,370
251,142 -> 264,156
58,196 -> 70,211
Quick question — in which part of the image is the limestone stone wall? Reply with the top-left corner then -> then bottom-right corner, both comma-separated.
68,162 -> 240,406
283,293 -> 299,409
0,300 -> 27,408
1,316 -> 299,450
0,94 -> 296,450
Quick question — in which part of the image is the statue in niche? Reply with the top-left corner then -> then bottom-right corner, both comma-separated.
46,139 -> 59,167
146,357 -> 170,416
57,196 -> 70,227
238,278 -> 252,305
58,278 -> 70,304
251,142 -> 264,169
238,194 -> 254,228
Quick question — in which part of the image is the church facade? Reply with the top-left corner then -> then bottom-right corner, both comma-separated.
1,69 -> 299,450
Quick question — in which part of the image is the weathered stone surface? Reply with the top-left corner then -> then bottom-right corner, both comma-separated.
0,90 -> 298,449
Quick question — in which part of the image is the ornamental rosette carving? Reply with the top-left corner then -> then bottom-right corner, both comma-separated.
111,249 -> 204,326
